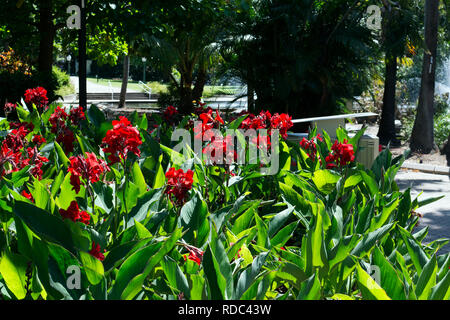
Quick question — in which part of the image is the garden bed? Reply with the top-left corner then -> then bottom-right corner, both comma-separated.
0,89 -> 449,301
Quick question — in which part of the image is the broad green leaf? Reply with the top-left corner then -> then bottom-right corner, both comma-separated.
398,226 -> 429,274
311,170 -> 340,194
131,162 -> 147,195
234,251 -> 269,299
126,188 -> 163,228
356,264 -> 391,300
121,228 -> 182,300
203,245 -> 227,300
161,256 -> 190,299
373,247 -> 406,299
108,242 -> 162,299
297,271 -> 321,300
270,221 -> 299,248
153,155 -> 166,189
360,171 -> 379,196
430,270 -> 450,300
415,255 -> 437,300
13,201 -> 77,254
79,251 -> 104,286
268,205 -> 295,237
54,141 -> 70,169
0,252 -> 28,300
254,213 -> 270,249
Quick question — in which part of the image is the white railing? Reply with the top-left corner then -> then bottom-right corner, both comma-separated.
138,81 -> 152,99
108,80 -> 114,100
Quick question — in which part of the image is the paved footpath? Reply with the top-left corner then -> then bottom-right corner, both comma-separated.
395,170 -> 450,254
69,76 -> 139,93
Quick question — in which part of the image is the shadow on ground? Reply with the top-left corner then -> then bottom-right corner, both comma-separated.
396,172 -> 450,255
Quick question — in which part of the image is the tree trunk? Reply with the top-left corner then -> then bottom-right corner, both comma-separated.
410,0 -> 439,153
118,55 -> 130,109
192,68 -> 207,103
247,82 -> 255,114
38,0 -> 55,94
377,55 -> 399,146
179,68 -> 194,114
443,135 -> 450,166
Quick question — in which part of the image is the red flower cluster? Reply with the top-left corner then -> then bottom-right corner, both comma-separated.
165,167 -> 194,205
24,87 -> 48,110
101,116 -> 142,165
23,146 -> 50,180
49,106 -> 76,153
49,106 -> 68,132
69,106 -> 86,126
202,135 -> 237,165
240,110 -> 293,139
0,121 -> 48,178
163,106 -> 179,125
59,201 -> 91,225
32,135 -> 46,146
325,140 -> 355,169
270,113 -> 293,139
4,122 -> 32,151
68,152 -> 109,193
89,242 -> 106,261
240,110 -> 272,130
193,108 -> 224,140
299,135 -> 323,162
0,144 -> 22,175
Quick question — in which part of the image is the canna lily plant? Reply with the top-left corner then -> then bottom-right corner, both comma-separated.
0,88 -> 448,300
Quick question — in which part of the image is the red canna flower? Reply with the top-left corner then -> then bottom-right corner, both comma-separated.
299,135 -> 323,162
25,146 -> 49,180
239,110 -> 272,130
202,135 -> 237,165
68,152 -> 108,193
59,201 -> 91,225
69,106 -> 86,126
194,105 -> 212,116
56,128 -> 75,153
163,105 -> 179,124
21,190 -> 34,202
101,116 -> 142,165
78,210 -> 91,225
32,134 -> 46,146
49,106 -> 68,134
24,87 -> 48,109
325,140 -> 355,168
89,242 -> 105,261
270,113 -> 293,139
165,168 -> 194,206
183,244 -> 204,266
0,144 -> 22,175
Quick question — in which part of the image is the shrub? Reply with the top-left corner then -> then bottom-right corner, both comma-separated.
53,66 -> 75,97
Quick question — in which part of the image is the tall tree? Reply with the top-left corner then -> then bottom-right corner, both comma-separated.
377,0 -> 422,146
410,0 -> 440,153
140,0 -> 239,114
221,0 -> 379,121
0,0 -> 69,102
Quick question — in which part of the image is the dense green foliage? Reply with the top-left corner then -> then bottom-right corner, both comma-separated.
0,99 -> 448,300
